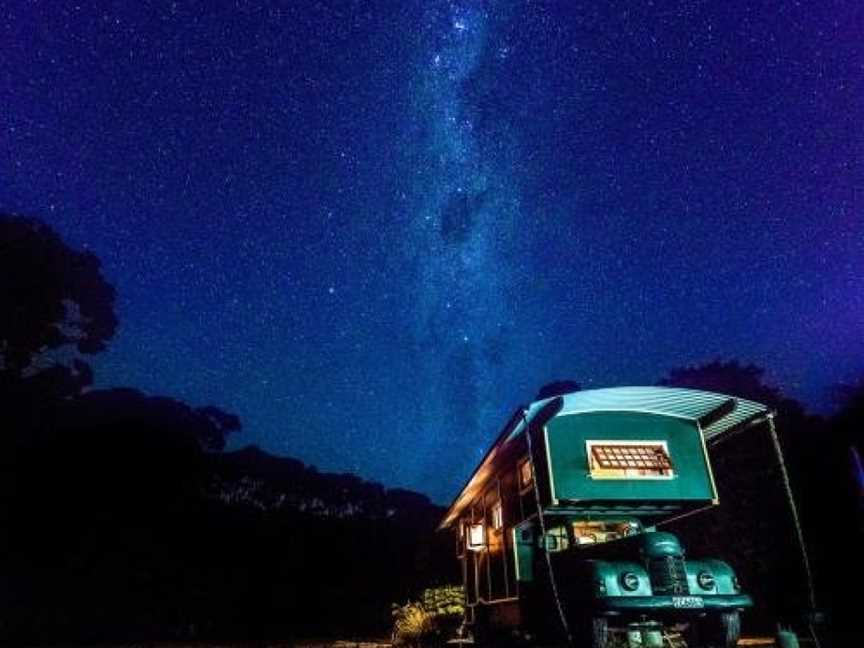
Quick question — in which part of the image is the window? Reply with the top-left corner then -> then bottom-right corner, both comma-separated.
586,440 -> 674,479
457,521 -> 467,555
543,526 -> 569,552
573,520 -> 640,545
491,501 -> 503,530
518,458 -> 534,489
467,523 -> 486,551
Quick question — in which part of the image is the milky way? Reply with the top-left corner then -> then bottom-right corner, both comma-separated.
2,1 -> 861,502
400,3 -> 548,488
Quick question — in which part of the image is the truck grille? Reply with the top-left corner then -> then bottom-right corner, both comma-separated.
648,556 -> 689,595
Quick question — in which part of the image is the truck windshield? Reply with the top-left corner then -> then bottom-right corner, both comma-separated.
572,520 -> 640,545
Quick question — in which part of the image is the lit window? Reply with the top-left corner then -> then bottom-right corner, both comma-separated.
468,523 -> 486,551
491,501 -> 503,530
519,459 -> 534,489
543,526 -> 569,552
587,441 -> 674,479
573,520 -> 640,545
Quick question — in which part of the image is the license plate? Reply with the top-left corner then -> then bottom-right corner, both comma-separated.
672,596 -> 704,609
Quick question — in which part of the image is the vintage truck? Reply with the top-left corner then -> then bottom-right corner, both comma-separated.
439,386 -> 770,648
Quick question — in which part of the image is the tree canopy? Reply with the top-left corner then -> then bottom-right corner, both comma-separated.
658,359 -> 784,407
0,215 -> 117,378
535,379 -> 581,400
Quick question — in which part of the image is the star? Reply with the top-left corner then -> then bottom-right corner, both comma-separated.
1,0 -> 858,506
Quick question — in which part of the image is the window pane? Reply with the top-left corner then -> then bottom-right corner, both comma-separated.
586,441 -> 674,478
543,526 -> 569,552
573,520 -> 640,545
491,501 -> 503,529
519,459 -> 533,488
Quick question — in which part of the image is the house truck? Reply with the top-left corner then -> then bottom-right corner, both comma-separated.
439,386 -> 771,648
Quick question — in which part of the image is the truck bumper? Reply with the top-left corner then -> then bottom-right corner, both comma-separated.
598,594 -> 753,614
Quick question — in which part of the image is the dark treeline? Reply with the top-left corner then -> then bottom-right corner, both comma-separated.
657,362 -> 864,644
0,215 -> 456,644
1,214 -> 862,645
2,383 -> 456,643
4,394 -> 454,642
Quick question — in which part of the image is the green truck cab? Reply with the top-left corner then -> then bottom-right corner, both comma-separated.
439,387 -> 770,648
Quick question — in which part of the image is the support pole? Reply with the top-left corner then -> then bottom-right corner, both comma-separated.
523,410 -> 573,646
766,413 -> 821,648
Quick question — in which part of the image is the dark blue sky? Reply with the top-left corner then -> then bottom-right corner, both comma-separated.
2,1 -> 861,502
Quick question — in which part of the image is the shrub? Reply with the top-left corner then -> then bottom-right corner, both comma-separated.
392,586 -> 465,648
392,601 -> 436,648
422,585 -> 465,618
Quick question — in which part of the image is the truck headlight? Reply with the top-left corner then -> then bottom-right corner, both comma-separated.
619,572 -> 640,592
697,571 -> 715,590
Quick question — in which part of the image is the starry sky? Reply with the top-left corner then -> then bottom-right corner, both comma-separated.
2,1 -> 862,503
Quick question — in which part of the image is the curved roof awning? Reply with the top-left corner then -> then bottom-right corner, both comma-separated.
438,386 -> 770,530
511,386 -> 769,443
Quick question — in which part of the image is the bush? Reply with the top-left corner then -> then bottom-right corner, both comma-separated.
392,586 -> 464,648
392,601 -> 436,648
422,585 -> 465,618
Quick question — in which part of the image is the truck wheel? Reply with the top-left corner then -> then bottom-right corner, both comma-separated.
712,611 -> 741,648
576,616 -> 608,648
686,611 -> 740,648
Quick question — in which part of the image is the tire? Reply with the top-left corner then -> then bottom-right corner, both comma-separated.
576,616 -> 609,648
715,612 -> 741,648
683,617 -> 700,648
686,611 -> 741,648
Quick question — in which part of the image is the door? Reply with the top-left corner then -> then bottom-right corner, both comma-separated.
514,519 -> 535,584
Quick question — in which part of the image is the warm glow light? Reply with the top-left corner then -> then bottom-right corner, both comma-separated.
468,523 -> 486,550
586,440 -> 674,479
491,501 -> 503,530
519,459 -> 533,489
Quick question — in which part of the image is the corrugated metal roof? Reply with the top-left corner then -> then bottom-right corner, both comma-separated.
439,386 -> 770,530
508,386 -> 769,443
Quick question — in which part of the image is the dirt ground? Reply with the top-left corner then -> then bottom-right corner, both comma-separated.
25,640 -> 786,648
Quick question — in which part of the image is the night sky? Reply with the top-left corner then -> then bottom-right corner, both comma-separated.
2,1 -> 861,503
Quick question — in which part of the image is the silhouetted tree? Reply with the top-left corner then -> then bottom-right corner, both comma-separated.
831,377 -> 864,501
659,359 -> 784,407
833,376 -> 864,421
658,359 -> 855,642
820,377 -> 864,643
535,380 -> 581,400
196,405 -> 241,452
0,214 -> 117,383
0,211 -> 441,642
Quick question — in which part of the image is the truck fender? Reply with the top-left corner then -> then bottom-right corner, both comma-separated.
586,559 -> 653,597
685,558 -> 741,595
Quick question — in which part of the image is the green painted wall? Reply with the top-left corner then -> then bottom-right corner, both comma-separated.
545,412 -> 714,503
